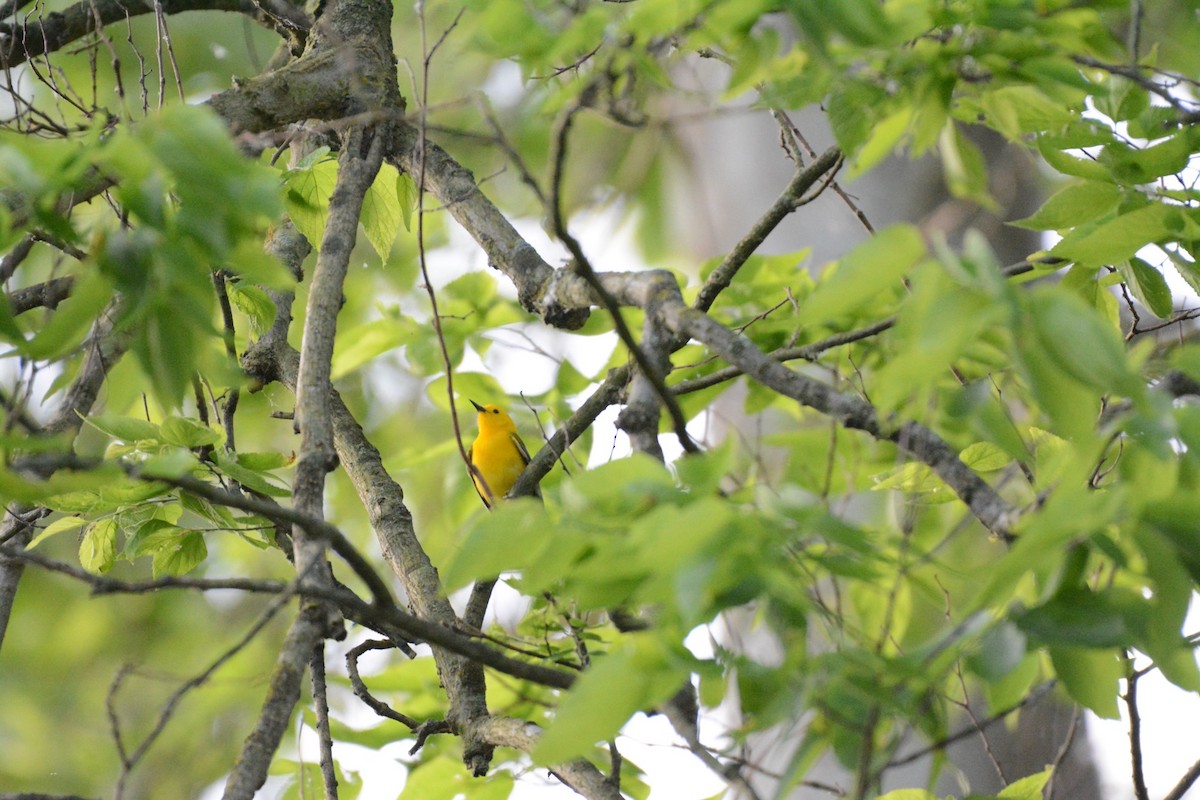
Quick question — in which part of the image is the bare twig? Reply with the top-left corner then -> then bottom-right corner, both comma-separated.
310,645 -> 339,800
116,577 -> 301,798
1044,704 -> 1081,800
222,600 -> 328,800
694,146 -> 842,313
1124,655 -> 1151,800
1164,758 -> 1200,800
345,639 -> 421,729
545,99 -> 698,456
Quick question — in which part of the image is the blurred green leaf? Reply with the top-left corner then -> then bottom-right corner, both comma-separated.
800,225 -> 924,326
85,414 -> 161,443
1047,645 -> 1121,719
21,272 -> 112,361
533,636 -> 684,764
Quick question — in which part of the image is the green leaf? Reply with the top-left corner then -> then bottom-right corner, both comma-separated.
159,416 -> 221,448
533,637 -> 683,764
442,499 -> 550,590
1165,248 -> 1200,296
1011,181 -> 1121,231
228,283 -> 278,336
80,518 -> 119,574
396,757 -> 462,799
1100,131 -> 1194,184
134,299 -> 204,410
152,531 -> 207,577
871,462 -> 944,495
21,271 -> 113,360
958,442 -> 1011,472
800,225 -> 925,326
0,287 -> 25,343
984,653 -> 1039,713
1047,645 -> 1121,719
1117,258 -> 1173,318
85,414 -> 161,443
396,171 -> 417,232
331,316 -> 419,380
361,162 -> 404,259
292,146 -> 331,171
1016,588 -> 1136,649
877,791 -> 938,800
939,123 -> 994,208
846,106 -> 911,179
27,515 -> 87,549
995,768 -> 1052,799
236,451 -> 294,471
126,518 -> 184,558
981,86 -> 1076,139
283,157 -> 337,248
1050,202 -> 1177,266
1024,287 -> 1140,397
140,448 -> 199,479
966,622 -> 1027,682
1037,140 -> 1114,182
226,238 -> 296,289
212,450 -> 291,497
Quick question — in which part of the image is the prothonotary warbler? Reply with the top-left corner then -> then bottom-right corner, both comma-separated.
468,399 -> 540,508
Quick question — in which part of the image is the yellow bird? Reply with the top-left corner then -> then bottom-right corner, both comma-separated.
467,399 -> 539,508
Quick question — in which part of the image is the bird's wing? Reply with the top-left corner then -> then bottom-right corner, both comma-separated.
510,432 -> 542,498
466,442 -> 493,509
511,432 -> 532,466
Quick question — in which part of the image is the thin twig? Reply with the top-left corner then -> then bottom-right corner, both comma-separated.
547,102 -> 698,454
114,577 -> 302,797
1125,654 -> 1151,800
344,639 -> 421,729
310,644 -> 339,800
1044,704 -> 1081,800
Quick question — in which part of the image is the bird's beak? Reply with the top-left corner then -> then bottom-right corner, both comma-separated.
470,399 -> 484,413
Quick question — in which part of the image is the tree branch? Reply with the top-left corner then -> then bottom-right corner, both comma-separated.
222,602 -> 327,800
8,276 -> 74,314
674,306 -> 1015,539
291,124 -> 383,607
243,316 -> 501,773
0,0 -> 308,68
472,716 -> 622,800
694,146 -> 842,313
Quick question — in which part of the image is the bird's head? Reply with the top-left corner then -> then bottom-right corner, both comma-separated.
470,399 -> 517,433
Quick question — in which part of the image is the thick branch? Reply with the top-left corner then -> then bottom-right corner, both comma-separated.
0,0 -> 307,68
222,604 -> 326,800
473,716 -> 621,800
291,126 -> 383,599
8,276 -> 74,314
674,307 -> 1015,538
207,47 -> 359,133
388,121 -> 589,330
243,329 -> 498,774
